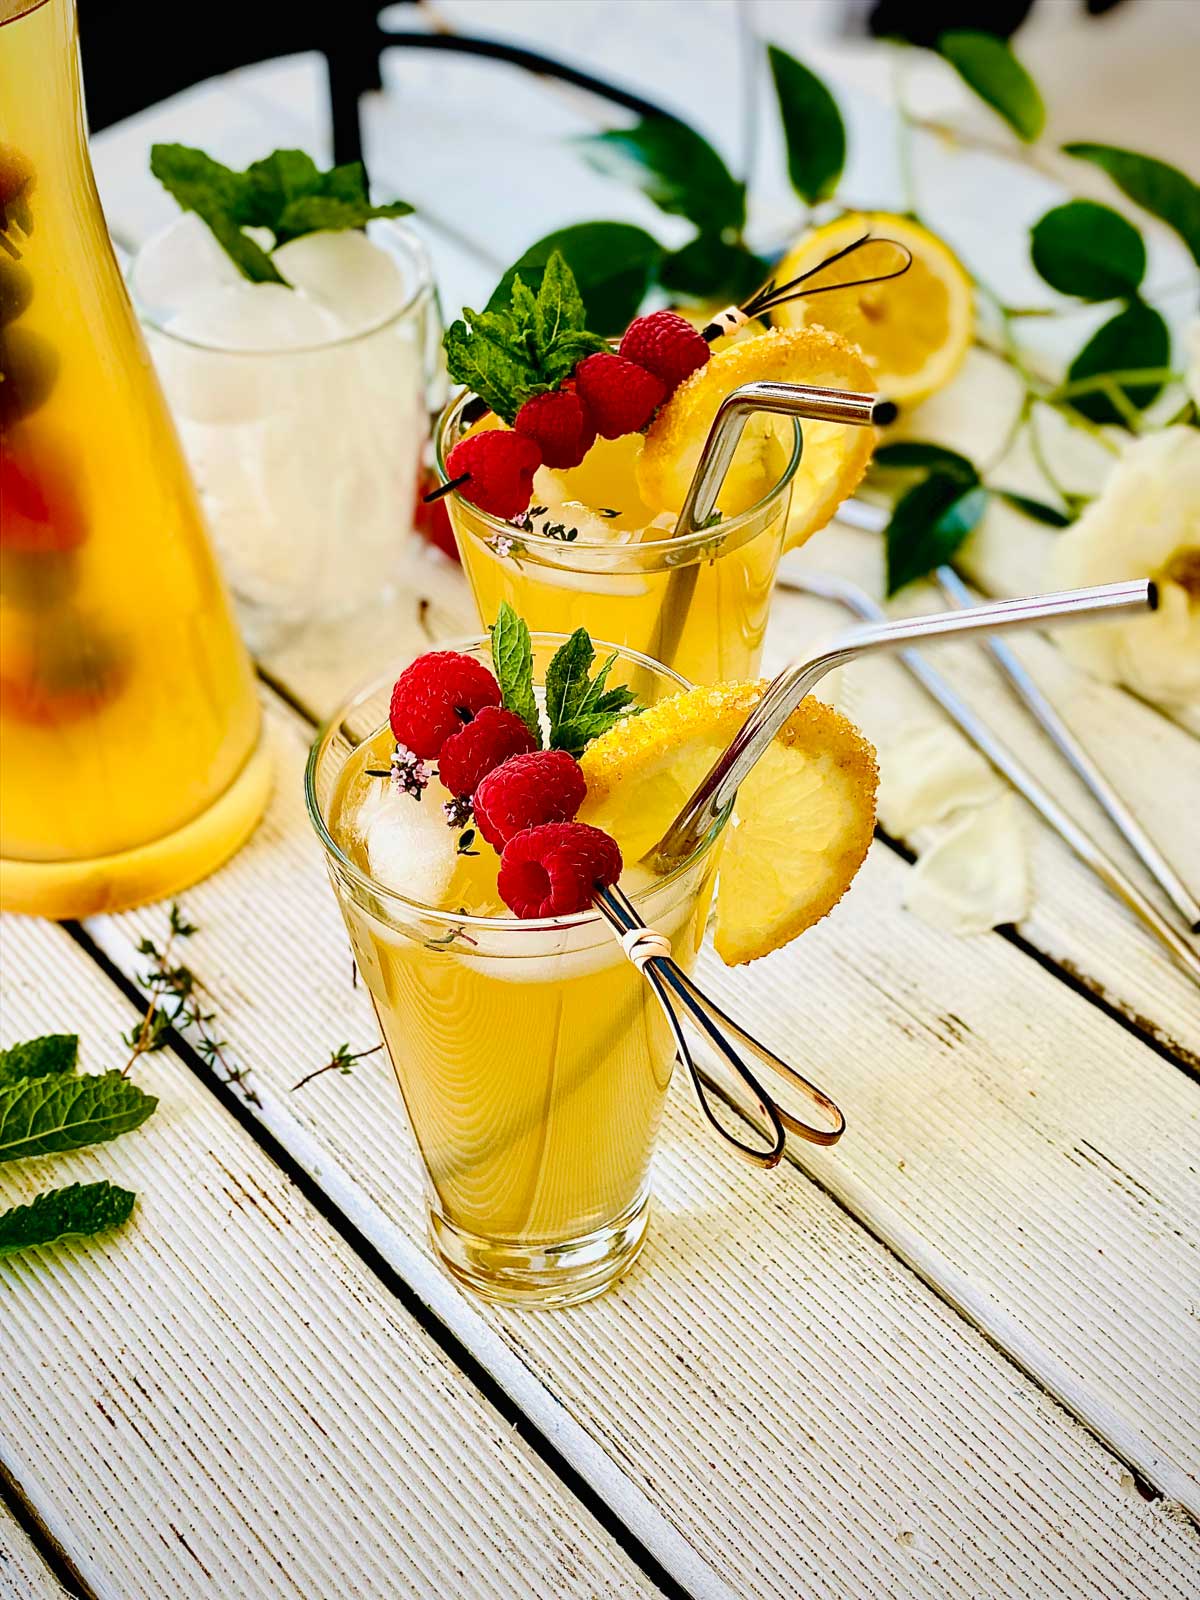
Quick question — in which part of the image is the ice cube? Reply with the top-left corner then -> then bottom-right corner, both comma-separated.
132,213 -> 243,317
166,281 -> 344,352
354,781 -> 457,906
272,229 -> 407,337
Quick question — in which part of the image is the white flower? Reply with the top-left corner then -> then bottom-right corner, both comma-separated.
1186,320 -> 1200,411
1044,427 -> 1200,712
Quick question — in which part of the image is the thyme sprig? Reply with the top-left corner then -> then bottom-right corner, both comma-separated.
291,1042 -> 383,1093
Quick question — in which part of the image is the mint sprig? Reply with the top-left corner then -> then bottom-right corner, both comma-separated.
0,1032 -> 78,1089
0,1181 -> 136,1258
545,629 -> 640,758
489,602 -> 541,742
0,1071 -> 157,1162
444,250 -> 607,424
150,144 -> 413,286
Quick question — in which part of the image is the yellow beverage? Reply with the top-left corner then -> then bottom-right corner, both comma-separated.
306,640 -> 726,1305
0,0 -> 268,915
436,396 -> 800,685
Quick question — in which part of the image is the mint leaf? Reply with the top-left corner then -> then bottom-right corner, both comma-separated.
886,476 -> 989,594
533,250 -> 582,356
489,603 -> 541,743
996,490 -> 1072,527
582,116 -> 744,236
275,194 -> 412,245
0,1071 -> 157,1162
149,144 -> 285,285
0,1033 -> 78,1089
937,32 -> 1045,143
768,46 -> 846,205
1030,201 -> 1146,301
873,441 -> 978,479
1062,144 -> 1200,268
540,329 -> 609,386
240,148 -> 323,227
545,630 -> 639,757
488,222 -> 662,337
0,1181 -> 136,1258
443,317 -> 542,424
1065,299 -> 1170,426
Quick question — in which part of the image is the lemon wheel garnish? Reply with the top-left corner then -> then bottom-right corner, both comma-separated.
635,327 -> 878,551
579,684 -> 878,965
773,213 -> 973,406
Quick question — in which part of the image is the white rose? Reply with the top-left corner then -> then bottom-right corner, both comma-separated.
1044,427 -> 1200,712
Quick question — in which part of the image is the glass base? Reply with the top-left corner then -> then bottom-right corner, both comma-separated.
0,734 -> 272,919
429,1187 -> 651,1308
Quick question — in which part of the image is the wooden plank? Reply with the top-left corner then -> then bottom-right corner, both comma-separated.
0,918 -> 660,1600
0,1504 -> 72,1600
80,695 -> 1200,1596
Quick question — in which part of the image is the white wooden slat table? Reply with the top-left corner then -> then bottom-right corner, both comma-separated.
3,6 -> 1199,1597
0,1505 -> 70,1600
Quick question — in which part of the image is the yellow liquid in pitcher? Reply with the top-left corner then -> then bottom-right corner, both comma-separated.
329,729 -> 717,1245
0,0 -> 261,878
451,432 -> 789,685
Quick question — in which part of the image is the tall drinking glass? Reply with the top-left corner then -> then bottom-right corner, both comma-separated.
436,394 -> 801,685
306,638 -> 729,1305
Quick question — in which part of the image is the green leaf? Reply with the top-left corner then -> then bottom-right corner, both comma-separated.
1065,299 -> 1170,425
488,223 -> 663,336
995,490 -> 1072,527
658,234 -> 768,304
886,476 -> 989,594
1030,201 -> 1145,300
0,1071 -> 157,1163
545,630 -> 639,757
489,603 -> 541,743
443,317 -> 542,425
240,148 -> 323,228
936,32 -> 1045,142
582,116 -> 745,235
0,1181 -> 136,1258
540,329 -> 610,386
1062,143 -> 1200,268
873,441 -> 978,480
767,46 -> 846,205
274,194 -> 412,243
149,144 -> 285,285
0,1034 -> 78,1089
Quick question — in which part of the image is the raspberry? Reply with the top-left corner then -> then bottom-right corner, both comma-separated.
388,651 -> 501,759
497,822 -> 622,918
0,447 -> 86,553
573,352 -> 666,439
513,384 -> 596,469
473,749 -> 587,850
446,430 -> 542,520
437,706 -> 538,798
619,310 -> 710,395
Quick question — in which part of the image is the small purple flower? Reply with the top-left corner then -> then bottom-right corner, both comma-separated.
442,794 -> 473,829
390,743 -> 430,800
488,533 -> 514,561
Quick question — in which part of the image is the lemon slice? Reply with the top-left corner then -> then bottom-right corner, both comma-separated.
635,327 -> 877,550
579,683 -> 878,965
773,213 -> 973,406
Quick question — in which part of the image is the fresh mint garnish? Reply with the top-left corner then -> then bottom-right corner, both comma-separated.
0,1071 -> 157,1162
0,1181 -> 136,1258
489,601 -> 541,742
444,250 -> 607,423
0,1032 -> 78,1089
545,628 -> 640,757
149,144 -> 413,286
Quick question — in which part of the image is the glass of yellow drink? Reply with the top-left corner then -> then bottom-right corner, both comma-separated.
306,637 -> 728,1305
435,394 -> 801,685
0,0 -> 268,918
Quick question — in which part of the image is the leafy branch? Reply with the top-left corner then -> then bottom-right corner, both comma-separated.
291,1042 -> 383,1094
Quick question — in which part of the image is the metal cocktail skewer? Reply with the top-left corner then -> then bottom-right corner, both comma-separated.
653,578 -> 1158,866
592,883 -> 845,1168
780,572 -> 1200,986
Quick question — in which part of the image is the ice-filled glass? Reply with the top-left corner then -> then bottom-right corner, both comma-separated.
436,394 -> 801,685
306,639 -> 728,1305
0,0 -> 268,917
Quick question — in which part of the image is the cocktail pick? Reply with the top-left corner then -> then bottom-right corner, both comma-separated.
652,579 -> 1158,871
699,232 -> 913,342
592,883 -> 845,1167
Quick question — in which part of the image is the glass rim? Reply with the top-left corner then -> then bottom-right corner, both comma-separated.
433,389 -> 803,556
304,632 -> 732,936
133,218 -> 436,356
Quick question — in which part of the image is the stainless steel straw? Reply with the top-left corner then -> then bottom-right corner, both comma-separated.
671,380 -> 896,538
592,883 -> 845,1167
772,573 -> 1200,985
654,578 -> 1157,866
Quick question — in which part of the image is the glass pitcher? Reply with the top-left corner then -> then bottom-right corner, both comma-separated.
0,0 -> 270,917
